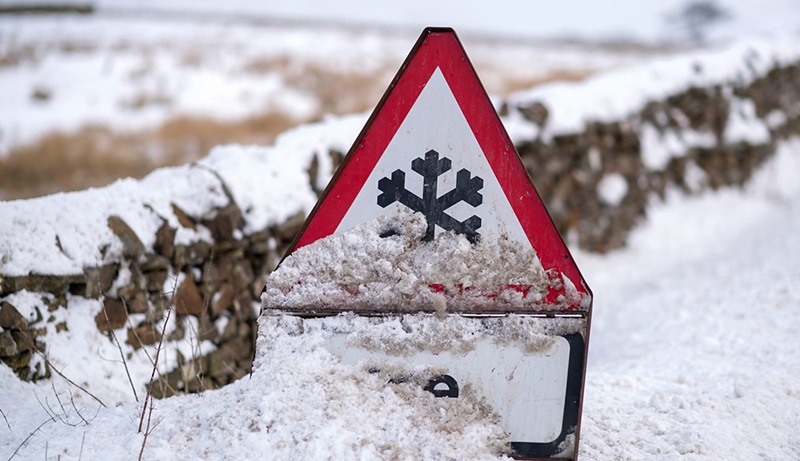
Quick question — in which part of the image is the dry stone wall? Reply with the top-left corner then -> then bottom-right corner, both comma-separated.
2,51 -> 799,397
0,192 -> 306,398
508,62 -> 800,253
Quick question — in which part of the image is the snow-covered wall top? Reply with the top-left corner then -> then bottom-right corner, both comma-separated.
0,115 -> 362,277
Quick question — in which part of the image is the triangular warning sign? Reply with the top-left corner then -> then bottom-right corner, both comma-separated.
285,27 -> 591,311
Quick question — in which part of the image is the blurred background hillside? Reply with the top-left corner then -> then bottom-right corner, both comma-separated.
1,0 -> 798,200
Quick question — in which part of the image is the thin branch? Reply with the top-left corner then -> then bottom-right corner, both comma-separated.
0,408 -> 10,430
106,297 -> 139,402
79,431 -> 86,461
6,416 -> 54,461
68,388 -> 91,426
51,382 -> 68,420
32,346 -> 106,408
137,270 -> 180,460
137,307 -> 172,433
138,270 -> 179,432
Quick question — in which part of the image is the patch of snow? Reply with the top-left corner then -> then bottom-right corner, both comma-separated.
597,173 -> 629,206
724,97 -> 771,144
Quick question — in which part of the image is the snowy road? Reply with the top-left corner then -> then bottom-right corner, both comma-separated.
577,140 -> 800,459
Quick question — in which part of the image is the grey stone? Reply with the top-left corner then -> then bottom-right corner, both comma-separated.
171,203 -> 197,230
203,202 -> 243,242
0,302 -> 28,329
154,220 -> 177,260
0,331 -> 17,356
173,241 -> 211,267
83,265 -> 119,298
174,276 -> 205,316
94,298 -> 128,331
127,324 -> 160,349
107,215 -> 145,260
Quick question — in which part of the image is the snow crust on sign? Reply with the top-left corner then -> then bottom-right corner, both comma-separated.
263,210 -> 583,312
268,311 -> 584,357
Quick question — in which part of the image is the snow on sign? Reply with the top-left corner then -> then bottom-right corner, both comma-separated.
262,28 -> 592,460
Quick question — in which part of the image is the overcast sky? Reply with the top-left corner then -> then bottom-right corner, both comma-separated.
93,0 -> 800,43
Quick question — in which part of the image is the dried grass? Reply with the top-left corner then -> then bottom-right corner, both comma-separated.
0,63 -> 598,201
0,111 -> 299,201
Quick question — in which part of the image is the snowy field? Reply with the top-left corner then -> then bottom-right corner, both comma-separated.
0,12 -> 645,156
2,2 -> 800,460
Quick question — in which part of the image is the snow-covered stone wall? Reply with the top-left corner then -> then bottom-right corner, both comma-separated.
504,34 -> 800,252
1,32 -> 799,394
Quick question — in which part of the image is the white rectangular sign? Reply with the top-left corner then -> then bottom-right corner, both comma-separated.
271,313 -> 586,459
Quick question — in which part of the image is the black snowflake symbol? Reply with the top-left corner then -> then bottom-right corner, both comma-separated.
377,149 -> 484,243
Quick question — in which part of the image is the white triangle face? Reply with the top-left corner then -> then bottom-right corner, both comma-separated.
336,67 -> 529,248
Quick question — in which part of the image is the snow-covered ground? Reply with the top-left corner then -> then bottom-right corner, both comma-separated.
2,137 -> 798,459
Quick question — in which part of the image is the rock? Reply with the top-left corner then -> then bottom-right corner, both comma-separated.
307,154 -> 320,195
154,220 -> 177,260
231,259 -> 254,292
127,324 -> 160,349
44,295 -> 66,314
1,274 -> 84,296
173,241 -> 211,267
107,215 -> 145,260
174,276 -> 205,316
219,315 -> 239,342
122,291 -> 149,314
198,315 -> 219,342
245,229 -> 272,256
202,251 -> 240,293
273,212 -> 305,243
517,101 -> 549,126
203,202 -> 243,242
94,298 -> 128,331
210,283 -> 235,318
171,203 -> 197,230
84,264 -> 118,298
0,331 -> 17,356
0,302 -> 28,330
141,254 -> 171,272
11,330 -> 35,352
144,270 -> 168,293
117,263 -> 144,298
2,350 -> 31,369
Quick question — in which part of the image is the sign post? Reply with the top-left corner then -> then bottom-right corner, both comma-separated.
262,27 -> 592,460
